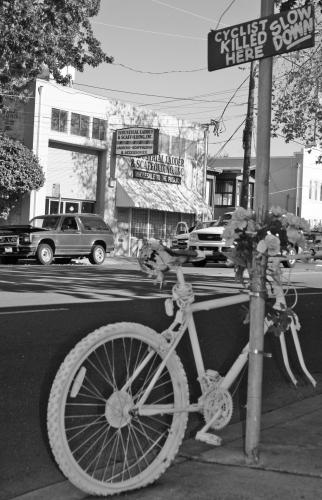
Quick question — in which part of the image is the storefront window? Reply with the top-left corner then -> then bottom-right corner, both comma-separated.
71,112 -> 90,137
81,201 -> 95,213
92,118 -> 107,140
149,210 -> 165,240
51,108 -> 68,133
131,208 -> 149,239
129,209 -> 194,241
215,180 -> 234,206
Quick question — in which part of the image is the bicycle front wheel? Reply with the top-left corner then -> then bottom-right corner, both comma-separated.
47,322 -> 189,496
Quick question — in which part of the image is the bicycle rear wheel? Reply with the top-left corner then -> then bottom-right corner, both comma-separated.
47,322 -> 189,496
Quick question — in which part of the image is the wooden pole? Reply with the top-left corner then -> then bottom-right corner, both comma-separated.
240,61 -> 256,209
245,0 -> 274,462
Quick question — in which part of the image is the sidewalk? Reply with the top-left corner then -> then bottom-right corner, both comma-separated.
12,394 -> 322,500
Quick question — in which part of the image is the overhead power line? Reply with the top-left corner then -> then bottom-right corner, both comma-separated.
213,0 -> 237,31
213,119 -> 247,158
113,62 -> 206,74
92,21 -> 205,40
150,0 -> 228,26
74,82 -> 244,104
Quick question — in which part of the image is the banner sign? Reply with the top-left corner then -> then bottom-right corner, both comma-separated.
115,127 -> 159,156
133,169 -> 181,184
130,155 -> 184,184
208,5 -> 315,71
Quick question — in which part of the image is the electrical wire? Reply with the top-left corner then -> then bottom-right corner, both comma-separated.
213,0 -> 237,31
213,118 -> 246,158
73,82 -> 246,104
92,21 -> 206,40
150,0 -> 228,26
113,62 -> 206,74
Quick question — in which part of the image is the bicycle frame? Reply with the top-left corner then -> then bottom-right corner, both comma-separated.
134,264 -> 316,418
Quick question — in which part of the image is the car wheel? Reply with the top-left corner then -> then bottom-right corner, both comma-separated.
36,243 -> 54,265
89,244 -> 106,265
192,259 -> 206,267
282,246 -> 296,268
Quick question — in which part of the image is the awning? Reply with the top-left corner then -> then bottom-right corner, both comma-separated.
116,178 -> 211,216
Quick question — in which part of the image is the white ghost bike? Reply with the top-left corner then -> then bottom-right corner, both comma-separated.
47,243 -> 315,496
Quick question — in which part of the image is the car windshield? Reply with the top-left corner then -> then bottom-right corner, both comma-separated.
194,221 -> 215,230
216,214 -> 232,226
30,216 -> 60,230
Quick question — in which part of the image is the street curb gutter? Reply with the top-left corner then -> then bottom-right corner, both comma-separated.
11,394 -> 322,500
180,393 -> 322,478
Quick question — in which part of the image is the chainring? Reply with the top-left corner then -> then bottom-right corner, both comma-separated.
202,387 -> 234,430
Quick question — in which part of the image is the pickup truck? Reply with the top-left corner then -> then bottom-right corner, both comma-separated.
0,213 -> 114,265
187,212 -> 234,267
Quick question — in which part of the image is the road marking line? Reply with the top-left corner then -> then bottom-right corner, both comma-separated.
0,307 -> 69,315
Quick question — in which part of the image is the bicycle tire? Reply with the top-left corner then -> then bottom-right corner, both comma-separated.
47,322 -> 189,496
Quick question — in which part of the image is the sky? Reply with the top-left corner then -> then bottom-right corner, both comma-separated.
74,0 -> 302,159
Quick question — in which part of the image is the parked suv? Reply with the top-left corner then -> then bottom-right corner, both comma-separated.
0,213 -> 114,265
171,221 -> 211,250
188,212 -> 234,267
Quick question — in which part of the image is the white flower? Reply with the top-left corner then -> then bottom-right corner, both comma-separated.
257,234 -> 280,256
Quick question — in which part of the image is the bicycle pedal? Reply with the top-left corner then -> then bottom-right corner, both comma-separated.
195,431 -> 222,446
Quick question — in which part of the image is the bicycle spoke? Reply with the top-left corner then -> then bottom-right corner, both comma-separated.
66,415 -> 105,433
51,326 -> 189,494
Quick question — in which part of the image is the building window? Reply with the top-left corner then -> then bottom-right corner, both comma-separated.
71,112 -> 90,137
171,136 -> 186,157
215,180 -> 234,206
45,198 -> 95,214
92,118 -> 107,140
309,180 -> 312,199
320,183 -> 322,201
185,139 -> 197,159
237,180 -> 254,209
206,177 -> 214,207
51,108 -> 68,133
159,133 -> 170,155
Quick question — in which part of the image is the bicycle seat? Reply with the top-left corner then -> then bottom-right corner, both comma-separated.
138,239 -> 204,279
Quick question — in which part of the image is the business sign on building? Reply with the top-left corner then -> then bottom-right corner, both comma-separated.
115,127 -> 159,156
208,5 -> 315,71
130,155 -> 184,184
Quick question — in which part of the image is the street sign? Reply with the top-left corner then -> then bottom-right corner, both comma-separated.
208,5 -> 315,71
115,127 -> 159,156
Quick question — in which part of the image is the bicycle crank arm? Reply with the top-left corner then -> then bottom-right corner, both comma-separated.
137,403 -> 199,416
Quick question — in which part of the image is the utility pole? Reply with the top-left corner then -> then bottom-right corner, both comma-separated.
245,0 -> 274,462
240,61 -> 256,209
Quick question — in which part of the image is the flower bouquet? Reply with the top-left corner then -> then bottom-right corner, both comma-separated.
222,206 -> 308,285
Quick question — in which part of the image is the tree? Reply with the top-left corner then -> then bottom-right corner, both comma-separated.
0,134 -> 45,219
272,0 -> 322,147
0,0 -> 113,100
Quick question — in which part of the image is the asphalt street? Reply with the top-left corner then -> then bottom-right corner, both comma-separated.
1,258 -> 321,499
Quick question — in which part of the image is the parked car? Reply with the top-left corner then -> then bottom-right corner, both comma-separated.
0,213 -> 114,265
171,220 -> 214,250
304,230 -> 322,261
187,212 -> 234,267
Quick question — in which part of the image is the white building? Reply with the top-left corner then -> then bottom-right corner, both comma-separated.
0,77 -> 211,255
